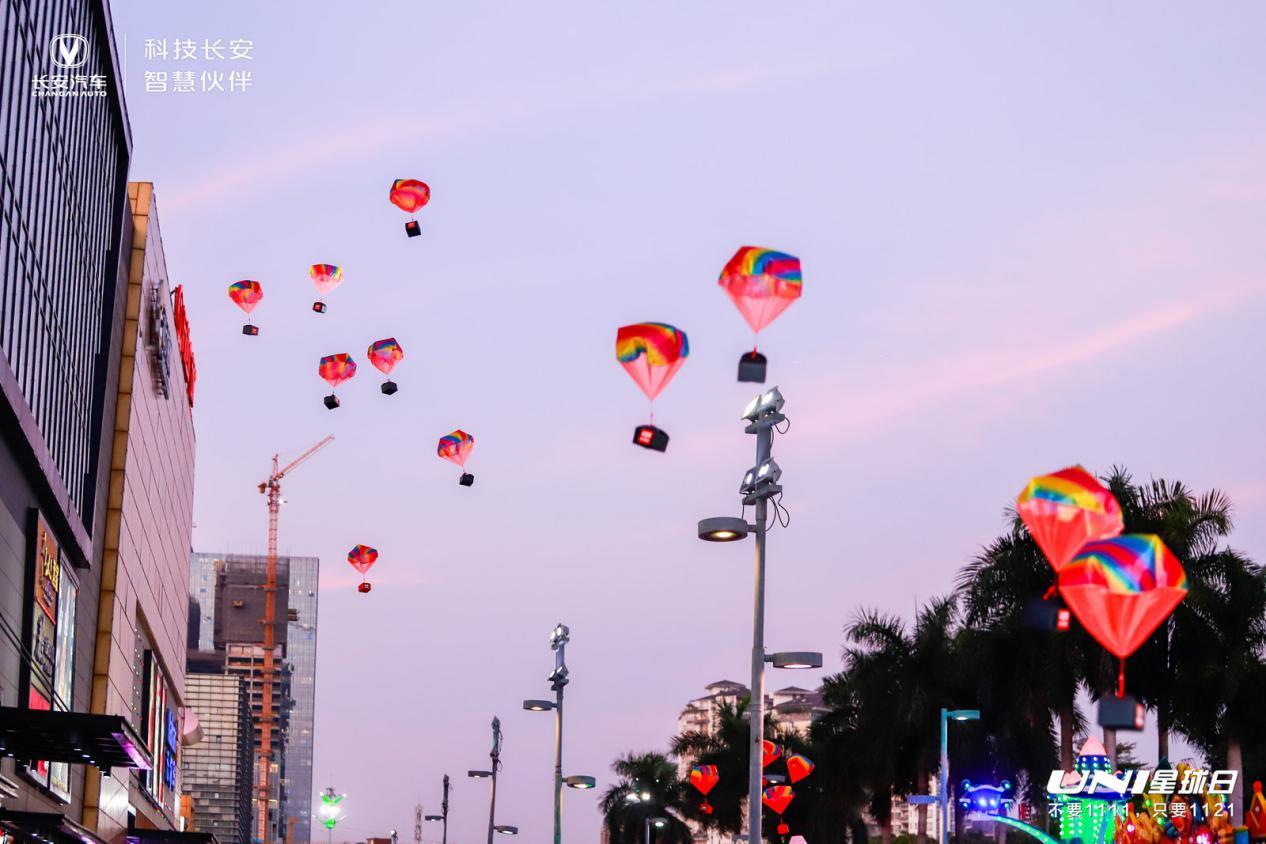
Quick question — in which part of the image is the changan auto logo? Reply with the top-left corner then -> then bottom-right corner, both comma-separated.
49,34 -> 89,69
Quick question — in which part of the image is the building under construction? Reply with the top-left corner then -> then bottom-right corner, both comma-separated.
187,553 -> 320,844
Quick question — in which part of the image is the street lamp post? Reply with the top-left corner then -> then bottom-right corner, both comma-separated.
423,774 -> 450,844
468,717 -> 507,844
939,709 -> 980,844
699,387 -> 822,844
522,623 -> 578,844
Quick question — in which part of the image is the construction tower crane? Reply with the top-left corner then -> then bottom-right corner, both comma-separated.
255,435 -> 334,843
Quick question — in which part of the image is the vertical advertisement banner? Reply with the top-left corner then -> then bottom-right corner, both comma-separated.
49,575 -> 78,801
25,514 -> 61,788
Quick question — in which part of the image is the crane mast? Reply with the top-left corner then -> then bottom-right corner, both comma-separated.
256,435 -> 333,843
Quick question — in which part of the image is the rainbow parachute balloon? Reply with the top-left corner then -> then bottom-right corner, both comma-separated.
1018,466 -> 1123,572
719,247 -> 803,335
318,354 -> 357,389
347,544 -> 378,593
1059,534 -> 1188,696
228,280 -> 263,334
368,338 -> 404,395
762,785 -> 795,835
719,247 -> 802,382
786,754 -> 815,784
616,322 -> 688,401
389,179 -> 431,214
690,765 -> 719,814
309,264 -> 343,312
390,179 -> 430,237
616,323 -> 688,451
438,430 -> 477,486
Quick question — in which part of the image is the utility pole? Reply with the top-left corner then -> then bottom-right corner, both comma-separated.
487,717 -> 502,844
549,624 -> 569,844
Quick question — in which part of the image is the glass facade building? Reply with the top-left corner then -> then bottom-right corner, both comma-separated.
184,672 -> 254,844
189,553 -> 319,844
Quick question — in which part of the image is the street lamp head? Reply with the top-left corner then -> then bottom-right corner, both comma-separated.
563,775 -> 596,789
493,826 -> 519,835
468,770 -> 493,778
650,818 -> 668,828
698,516 -> 750,542
423,816 -> 444,822
768,651 -> 824,669
522,699 -> 555,712
948,709 -> 981,721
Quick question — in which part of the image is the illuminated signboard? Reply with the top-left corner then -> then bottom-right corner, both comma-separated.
26,513 -> 76,799
172,285 -> 196,407
142,651 -> 177,813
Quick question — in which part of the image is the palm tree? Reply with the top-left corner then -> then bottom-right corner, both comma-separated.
836,596 -> 966,844
600,752 -> 693,844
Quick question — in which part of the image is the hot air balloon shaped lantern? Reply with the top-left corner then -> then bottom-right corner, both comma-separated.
1058,534 -> 1188,728
762,785 -> 795,836
689,765 -> 719,815
228,280 -> 263,335
390,179 -> 430,237
438,430 -> 475,486
719,247 -> 803,383
762,740 -> 783,769
1017,466 -> 1124,584
347,544 -> 377,593
309,264 -> 343,313
616,323 -> 689,452
785,754 -> 814,785
318,354 -> 357,409
368,338 -> 404,395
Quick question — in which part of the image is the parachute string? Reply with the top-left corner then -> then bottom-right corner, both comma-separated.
1117,658 -> 1126,699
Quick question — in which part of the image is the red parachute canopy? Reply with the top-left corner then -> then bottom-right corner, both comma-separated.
437,430 -> 475,468
1017,466 -> 1124,572
389,179 -> 431,215
719,246 -> 803,337
228,280 -> 263,314
1059,534 -> 1188,696
367,338 -> 404,376
763,785 -> 795,834
689,765 -> 719,796
785,754 -> 815,784
347,544 -> 378,575
319,354 -> 357,390
615,323 -> 689,402
762,739 -> 784,769
309,264 -> 344,299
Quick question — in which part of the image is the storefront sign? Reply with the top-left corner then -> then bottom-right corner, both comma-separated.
149,286 -> 172,398
172,285 -> 196,407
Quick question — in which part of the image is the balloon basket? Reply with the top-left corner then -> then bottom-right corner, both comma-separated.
633,424 -> 669,452
242,324 -> 258,336
312,301 -> 327,313
405,220 -> 421,238
459,472 -> 474,487
381,380 -> 398,395
778,823 -> 789,836
1098,694 -> 1144,730
1023,598 -> 1071,632
738,350 -> 767,383
323,394 -> 341,410
357,581 -> 372,594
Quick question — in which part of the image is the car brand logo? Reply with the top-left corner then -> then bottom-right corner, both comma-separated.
49,34 -> 89,69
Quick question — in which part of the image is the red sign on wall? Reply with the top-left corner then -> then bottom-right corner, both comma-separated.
172,285 -> 197,408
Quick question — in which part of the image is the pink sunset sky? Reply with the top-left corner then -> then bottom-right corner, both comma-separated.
107,2 -> 1266,840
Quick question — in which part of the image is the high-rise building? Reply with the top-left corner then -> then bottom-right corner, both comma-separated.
188,553 -> 319,844
283,559 -> 318,844
81,182 -> 198,842
0,1 -> 143,841
183,669 -> 254,844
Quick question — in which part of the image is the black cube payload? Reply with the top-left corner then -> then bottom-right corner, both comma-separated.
381,380 -> 398,395
1023,599 -> 1072,632
323,394 -> 340,410
737,351 -> 768,383
312,302 -> 327,313
633,425 -> 669,452
459,473 -> 474,487
1098,695 -> 1145,730
357,582 -> 372,593
242,324 -> 259,336
405,221 -> 421,238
